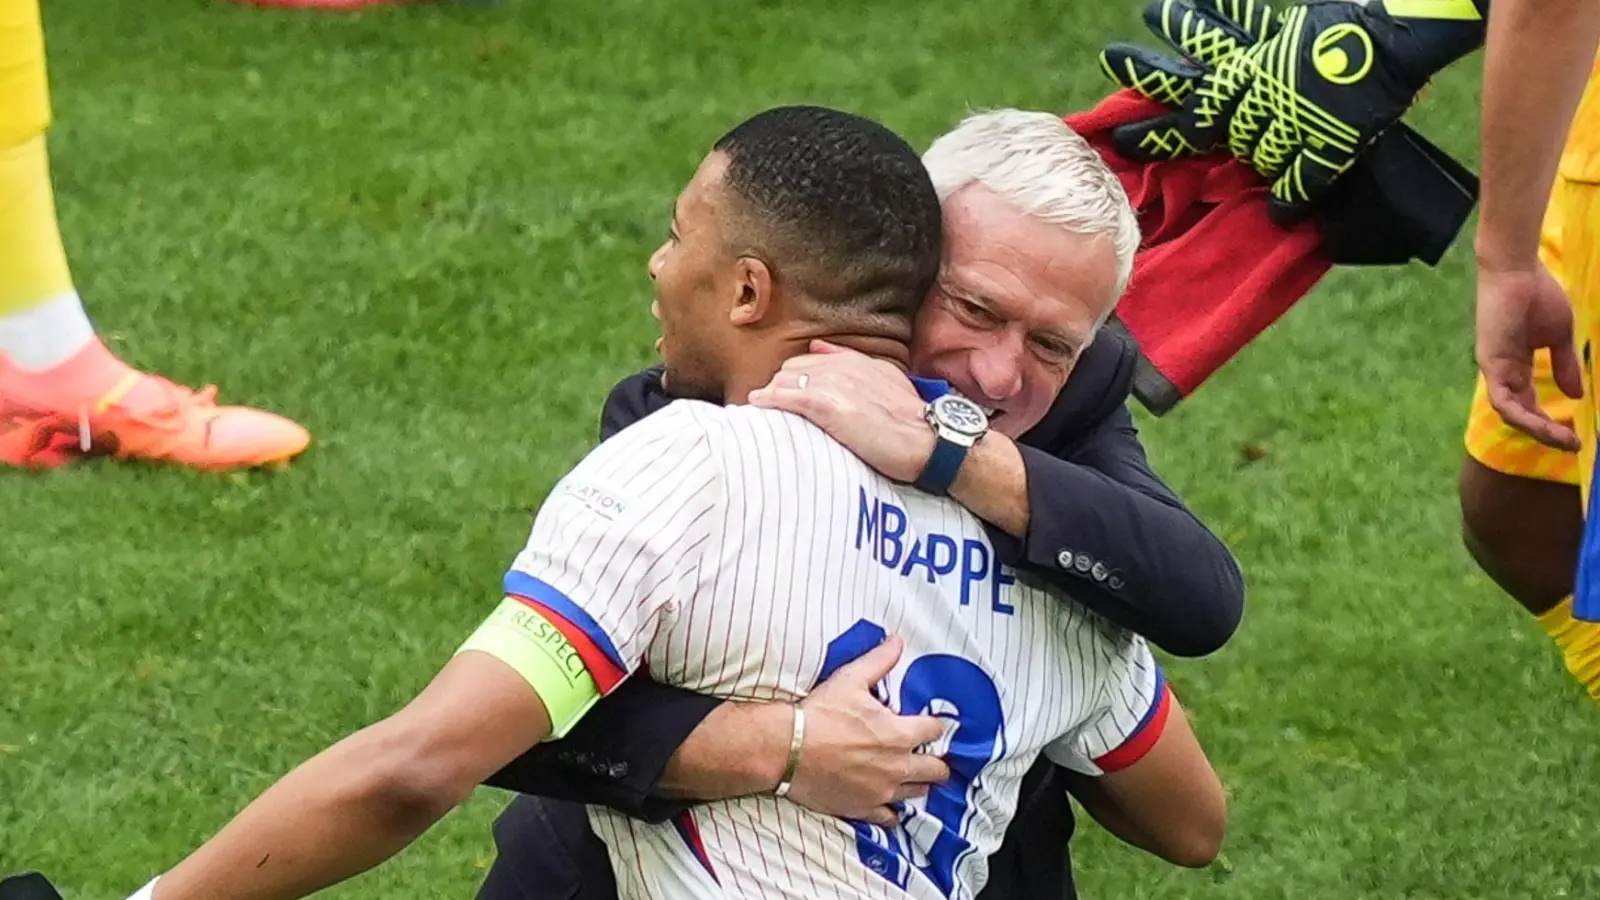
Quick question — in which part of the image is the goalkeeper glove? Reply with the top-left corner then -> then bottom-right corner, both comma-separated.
1102,0 -> 1487,222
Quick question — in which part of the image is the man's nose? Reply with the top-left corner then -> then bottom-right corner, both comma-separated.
648,242 -> 668,279
967,336 -> 1024,402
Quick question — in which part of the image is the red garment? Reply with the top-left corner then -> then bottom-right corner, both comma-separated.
1064,92 -> 1332,410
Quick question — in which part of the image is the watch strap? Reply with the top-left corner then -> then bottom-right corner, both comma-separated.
914,434 -> 969,496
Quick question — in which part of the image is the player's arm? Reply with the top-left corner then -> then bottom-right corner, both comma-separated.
998,403 -> 1245,657
1475,0 -> 1600,271
488,635 -> 949,827
750,340 -> 1245,658
651,634 -> 949,826
1473,0 -> 1600,447
1046,642 -> 1226,868
130,405 -> 722,900
1058,696 -> 1224,867
143,653 -> 561,900
482,676 -> 725,822
487,367 -> 929,826
475,367 -> 723,822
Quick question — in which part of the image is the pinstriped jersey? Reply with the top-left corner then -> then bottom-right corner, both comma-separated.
504,399 -> 1171,900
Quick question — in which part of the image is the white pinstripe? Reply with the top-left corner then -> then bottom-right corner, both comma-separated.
508,401 -> 1162,900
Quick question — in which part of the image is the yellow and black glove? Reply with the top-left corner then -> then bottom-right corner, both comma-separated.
1102,0 -> 1487,222
1100,0 -> 1280,157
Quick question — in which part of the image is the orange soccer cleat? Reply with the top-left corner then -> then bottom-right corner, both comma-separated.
0,341 -> 310,471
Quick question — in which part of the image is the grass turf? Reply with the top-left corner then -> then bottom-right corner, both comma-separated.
3,0 -> 1597,897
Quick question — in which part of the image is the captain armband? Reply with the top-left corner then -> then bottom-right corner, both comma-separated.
456,597 -> 602,738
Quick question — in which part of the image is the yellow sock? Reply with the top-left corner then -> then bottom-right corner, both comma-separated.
1,0 -> 52,149
0,0 -> 71,318
0,135 -> 73,317
1536,598 -> 1600,702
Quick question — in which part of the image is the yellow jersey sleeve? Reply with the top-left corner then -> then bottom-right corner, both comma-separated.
1558,52 -> 1600,183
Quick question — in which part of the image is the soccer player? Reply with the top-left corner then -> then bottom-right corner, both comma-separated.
112,104 -> 1224,900
0,0 -> 308,470
1100,0 -> 1600,698
478,109 -> 1239,900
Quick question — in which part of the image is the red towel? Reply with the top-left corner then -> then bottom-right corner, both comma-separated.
1064,92 -> 1332,412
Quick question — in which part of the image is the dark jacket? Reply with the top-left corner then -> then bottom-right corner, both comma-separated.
479,330 -> 1244,900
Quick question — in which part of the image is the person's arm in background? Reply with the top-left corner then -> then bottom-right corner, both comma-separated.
1055,697 -> 1224,868
984,402 -> 1245,657
1044,642 -> 1227,869
1473,0 -> 1600,449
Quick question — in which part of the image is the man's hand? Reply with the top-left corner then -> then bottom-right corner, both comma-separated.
749,340 -> 934,484
787,635 -> 951,827
656,636 -> 950,819
1101,0 -> 1483,222
1471,0 -> 1600,452
1476,257 -> 1584,451
750,338 -> 1032,538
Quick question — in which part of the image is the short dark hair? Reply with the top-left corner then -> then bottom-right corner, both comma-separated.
712,105 -> 942,329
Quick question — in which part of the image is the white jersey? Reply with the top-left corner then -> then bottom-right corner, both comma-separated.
505,399 -> 1170,900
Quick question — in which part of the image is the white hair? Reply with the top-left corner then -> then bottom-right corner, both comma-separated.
921,109 -> 1140,331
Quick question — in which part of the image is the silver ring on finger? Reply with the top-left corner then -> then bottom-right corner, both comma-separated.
797,373 -> 810,390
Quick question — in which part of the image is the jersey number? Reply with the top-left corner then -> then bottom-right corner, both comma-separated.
817,620 -> 1006,898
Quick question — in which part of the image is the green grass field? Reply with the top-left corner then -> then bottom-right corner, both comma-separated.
3,1 -> 1597,897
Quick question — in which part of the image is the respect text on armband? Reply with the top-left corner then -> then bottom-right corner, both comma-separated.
503,598 -> 590,684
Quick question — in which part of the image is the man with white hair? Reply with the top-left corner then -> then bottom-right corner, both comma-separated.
478,108 -> 1239,900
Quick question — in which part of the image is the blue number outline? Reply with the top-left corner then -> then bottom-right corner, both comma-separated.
816,620 -> 1006,897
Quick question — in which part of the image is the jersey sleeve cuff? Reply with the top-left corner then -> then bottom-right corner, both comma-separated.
1092,666 -> 1173,773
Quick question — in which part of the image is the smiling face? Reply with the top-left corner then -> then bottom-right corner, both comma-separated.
909,183 -> 1121,437
643,105 -> 947,404
646,151 -> 744,402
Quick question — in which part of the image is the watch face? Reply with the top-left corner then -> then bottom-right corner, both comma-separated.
932,394 -> 988,437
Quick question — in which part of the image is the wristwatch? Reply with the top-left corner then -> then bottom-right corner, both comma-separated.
913,392 -> 989,496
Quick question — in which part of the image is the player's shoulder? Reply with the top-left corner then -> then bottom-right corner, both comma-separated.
548,399 -> 730,520
1045,590 -> 1145,658
605,401 -> 838,476
1081,611 -> 1151,684
579,398 -> 728,479
717,403 -> 826,433
651,402 -> 823,449
605,397 -> 722,440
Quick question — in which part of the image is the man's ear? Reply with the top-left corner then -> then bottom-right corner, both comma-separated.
728,256 -> 775,327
